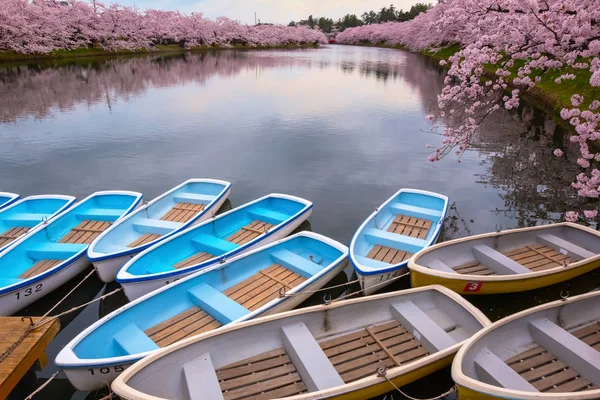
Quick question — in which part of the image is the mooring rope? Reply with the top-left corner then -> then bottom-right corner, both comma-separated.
23,371 -> 59,400
280,271 -> 410,300
0,270 -> 122,363
379,367 -> 457,400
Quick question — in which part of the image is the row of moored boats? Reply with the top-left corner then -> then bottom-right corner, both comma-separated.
1,180 -> 599,399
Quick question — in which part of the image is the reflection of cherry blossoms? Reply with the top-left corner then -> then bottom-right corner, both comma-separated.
338,0 -> 600,220
0,52 -> 312,123
0,0 -> 326,54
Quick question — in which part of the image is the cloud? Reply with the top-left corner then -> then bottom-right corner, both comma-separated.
109,0 -> 423,25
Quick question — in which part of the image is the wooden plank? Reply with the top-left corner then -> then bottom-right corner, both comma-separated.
0,317 -> 60,400
249,381 -> 307,400
546,376 -> 594,392
219,363 -> 297,391
0,227 -> 29,247
521,360 -> 568,381
149,310 -> 208,342
173,251 -> 214,269
59,220 -> 111,244
128,233 -> 162,248
388,214 -> 432,239
222,371 -> 303,400
144,307 -> 201,337
227,221 -> 273,245
532,368 -> 579,392
18,259 -> 62,279
217,353 -> 292,381
160,202 -> 205,223
218,348 -> 287,370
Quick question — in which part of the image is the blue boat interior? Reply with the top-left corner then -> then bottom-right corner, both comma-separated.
0,197 -> 74,251
90,181 -> 229,256
123,196 -> 308,277
353,191 -> 447,271
0,193 -> 140,288
72,235 -> 343,359
0,194 -> 19,210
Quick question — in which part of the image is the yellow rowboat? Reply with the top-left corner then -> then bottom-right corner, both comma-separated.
408,223 -> 600,295
452,290 -> 600,399
111,285 -> 491,400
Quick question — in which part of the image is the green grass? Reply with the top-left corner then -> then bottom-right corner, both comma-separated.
0,43 -> 320,63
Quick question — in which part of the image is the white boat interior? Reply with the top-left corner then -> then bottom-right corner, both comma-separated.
458,293 -> 600,394
121,288 -> 486,400
415,224 -> 600,276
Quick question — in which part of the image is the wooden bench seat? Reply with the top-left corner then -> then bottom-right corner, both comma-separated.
366,244 -> 413,265
505,322 -> 600,392
173,251 -> 215,269
0,226 -> 28,248
216,348 -> 307,400
160,202 -> 206,223
452,244 -> 571,276
388,214 -> 432,239
318,320 -> 429,383
19,259 -> 62,279
227,221 -> 274,246
144,306 -> 221,348
59,220 -> 111,245
128,233 -> 162,248
223,264 -> 306,311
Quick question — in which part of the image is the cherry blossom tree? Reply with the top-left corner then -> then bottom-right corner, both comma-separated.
338,0 -> 600,221
0,0 -> 326,53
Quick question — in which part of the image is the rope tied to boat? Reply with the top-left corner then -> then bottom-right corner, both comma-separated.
0,269 -> 123,363
377,366 -> 457,400
23,371 -> 59,400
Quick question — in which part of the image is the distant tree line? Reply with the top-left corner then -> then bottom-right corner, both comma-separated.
288,3 -> 431,33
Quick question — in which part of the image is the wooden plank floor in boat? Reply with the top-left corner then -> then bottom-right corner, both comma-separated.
319,320 -> 429,383
18,259 -> 62,279
505,322 -> 600,392
59,220 -> 111,245
452,243 -> 571,276
216,348 -> 307,400
160,202 -> 206,223
227,221 -> 274,245
365,214 -> 433,264
0,226 -> 28,248
222,264 -> 306,311
173,251 -> 215,269
388,214 -> 432,239
367,245 -> 413,265
128,233 -> 162,248
144,306 -> 221,348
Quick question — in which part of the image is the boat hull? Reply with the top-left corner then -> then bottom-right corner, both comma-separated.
326,354 -> 453,399
357,265 -> 408,296
60,241 -> 345,391
411,258 -> 600,295
121,208 -> 311,301
0,255 -> 90,315
92,190 -> 230,283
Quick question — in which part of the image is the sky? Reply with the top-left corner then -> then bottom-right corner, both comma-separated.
107,0 -> 425,25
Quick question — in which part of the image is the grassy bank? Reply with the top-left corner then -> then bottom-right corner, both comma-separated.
0,43 -> 320,63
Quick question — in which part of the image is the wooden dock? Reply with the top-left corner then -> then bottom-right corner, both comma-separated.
0,317 -> 60,399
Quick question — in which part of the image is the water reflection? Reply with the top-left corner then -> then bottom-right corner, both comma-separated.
0,45 -> 592,400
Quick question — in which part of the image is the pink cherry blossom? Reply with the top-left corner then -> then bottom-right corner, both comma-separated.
584,210 -> 598,219
0,0 -> 326,53
337,0 -> 600,214
565,211 -> 579,222
553,149 -> 564,157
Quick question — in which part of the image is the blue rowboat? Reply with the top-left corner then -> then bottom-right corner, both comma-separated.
350,188 -> 449,295
0,191 -> 142,315
116,193 -> 313,300
88,179 -> 231,283
55,232 -> 348,391
0,192 -> 20,210
0,195 -> 76,253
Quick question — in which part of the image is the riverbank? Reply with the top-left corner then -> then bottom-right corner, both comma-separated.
345,42 -> 599,122
0,43 -> 321,63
